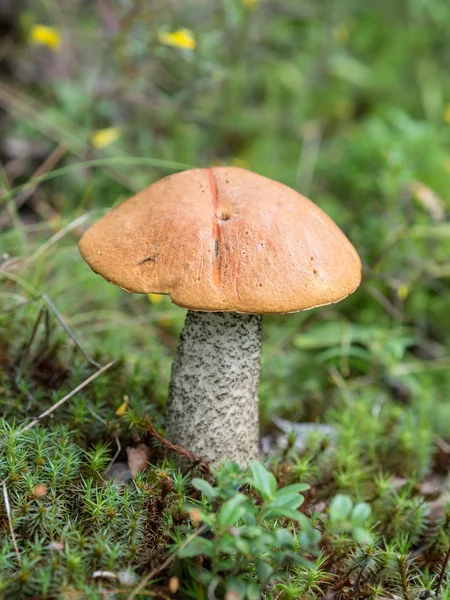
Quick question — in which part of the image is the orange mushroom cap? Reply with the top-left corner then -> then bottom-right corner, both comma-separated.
79,167 -> 361,314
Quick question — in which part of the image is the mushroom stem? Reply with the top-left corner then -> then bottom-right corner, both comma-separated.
166,310 -> 262,466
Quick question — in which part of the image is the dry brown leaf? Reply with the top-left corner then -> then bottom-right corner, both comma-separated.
126,444 -> 151,478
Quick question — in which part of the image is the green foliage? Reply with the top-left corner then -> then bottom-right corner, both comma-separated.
177,462 -> 318,599
327,494 -> 373,545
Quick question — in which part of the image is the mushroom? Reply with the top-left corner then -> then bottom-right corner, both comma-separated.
79,167 -> 361,466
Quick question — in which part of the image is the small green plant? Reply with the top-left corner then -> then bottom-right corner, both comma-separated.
327,494 -> 373,545
0,420 -> 176,598
176,461 -> 321,599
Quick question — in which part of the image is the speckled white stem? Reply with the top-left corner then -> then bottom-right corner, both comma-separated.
166,311 -> 262,466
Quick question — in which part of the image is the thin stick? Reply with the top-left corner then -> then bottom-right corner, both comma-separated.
17,360 -> 115,435
41,294 -> 101,369
2,480 -> 21,564
0,293 -> 101,369
143,418 -> 204,465
25,213 -> 92,265
367,284 -> 404,321
436,546 -> 450,595
0,295 -> 38,315
109,437 -> 122,470
126,525 -> 207,600
43,304 -> 50,350
1,212 -> 90,272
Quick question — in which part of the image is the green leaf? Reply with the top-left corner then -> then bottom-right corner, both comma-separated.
297,513 -> 322,547
263,507 -> 304,521
299,527 -> 322,548
351,502 -> 371,526
246,581 -> 261,600
240,526 -> 263,539
317,346 -> 372,365
272,549 -> 297,566
329,494 -> 353,522
192,478 -> 217,500
352,527 -> 373,545
329,53 -> 371,87
235,538 -> 251,555
216,556 -> 236,571
275,528 -> 295,548
294,322 -> 382,350
256,559 -> 273,584
227,577 -> 246,598
178,536 -> 213,558
218,493 -> 247,528
275,483 -> 310,495
268,492 -> 304,510
217,533 -> 238,554
249,462 -> 277,500
242,511 -> 257,526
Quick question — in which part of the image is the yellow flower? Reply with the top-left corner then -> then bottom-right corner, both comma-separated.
30,25 -> 61,51
148,293 -> 163,304
91,127 -> 120,149
243,0 -> 259,6
158,28 -> 196,50
397,284 -> 410,300
115,395 -> 129,417
444,103 -> 450,124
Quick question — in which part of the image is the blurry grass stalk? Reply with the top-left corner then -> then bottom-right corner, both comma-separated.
0,163 -> 27,254
1,480 -> 21,564
1,157 -> 196,204
295,121 -> 322,196
0,144 -> 68,229
24,213 -> 92,265
17,360 -> 115,435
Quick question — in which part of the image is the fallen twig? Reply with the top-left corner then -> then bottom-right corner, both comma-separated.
143,418 -> 207,467
41,294 -> 101,368
16,360 -> 115,435
436,546 -> 450,596
0,293 -> 101,369
1,480 -> 21,564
